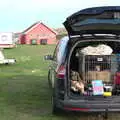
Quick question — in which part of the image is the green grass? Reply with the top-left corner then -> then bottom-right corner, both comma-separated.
0,45 -> 76,120
0,44 -> 119,120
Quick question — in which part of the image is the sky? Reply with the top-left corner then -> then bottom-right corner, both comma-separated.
0,0 -> 120,32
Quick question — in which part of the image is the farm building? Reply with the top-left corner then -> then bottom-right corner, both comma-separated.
19,22 -> 57,45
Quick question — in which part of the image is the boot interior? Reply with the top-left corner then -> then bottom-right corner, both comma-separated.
69,40 -> 120,98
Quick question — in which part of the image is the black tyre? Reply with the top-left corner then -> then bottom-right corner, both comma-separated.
52,95 -> 61,115
48,70 -> 55,89
48,70 -> 52,88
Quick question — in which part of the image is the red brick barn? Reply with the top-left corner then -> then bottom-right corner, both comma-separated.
19,22 -> 57,45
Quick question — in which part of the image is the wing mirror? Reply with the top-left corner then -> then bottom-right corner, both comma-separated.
44,55 -> 53,60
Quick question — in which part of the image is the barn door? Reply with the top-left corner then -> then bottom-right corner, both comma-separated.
20,34 -> 26,44
40,39 -> 48,45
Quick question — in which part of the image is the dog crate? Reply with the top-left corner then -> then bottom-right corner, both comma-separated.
70,54 -> 120,96
78,54 -> 118,84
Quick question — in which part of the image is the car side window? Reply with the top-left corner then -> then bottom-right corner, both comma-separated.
57,40 -> 65,63
52,44 -> 58,61
53,37 -> 68,63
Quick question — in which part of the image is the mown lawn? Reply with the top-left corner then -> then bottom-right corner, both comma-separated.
0,45 -> 120,120
0,45 -> 76,120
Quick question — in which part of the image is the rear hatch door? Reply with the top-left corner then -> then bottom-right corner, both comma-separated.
64,6 -> 120,35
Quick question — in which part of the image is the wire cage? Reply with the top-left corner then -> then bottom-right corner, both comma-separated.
78,54 -> 118,84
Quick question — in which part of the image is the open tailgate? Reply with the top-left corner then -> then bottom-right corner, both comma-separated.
64,6 -> 120,35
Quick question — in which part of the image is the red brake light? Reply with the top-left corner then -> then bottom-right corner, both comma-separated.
56,65 -> 65,79
64,107 -> 89,111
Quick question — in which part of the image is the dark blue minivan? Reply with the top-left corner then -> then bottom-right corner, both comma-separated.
45,6 -> 120,114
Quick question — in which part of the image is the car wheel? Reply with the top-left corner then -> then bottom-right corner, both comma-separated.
48,70 -> 55,89
51,71 -> 55,89
48,70 -> 52,88
52,95 -> 61,115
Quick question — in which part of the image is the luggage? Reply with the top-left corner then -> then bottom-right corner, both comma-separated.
114,72 -> 120,85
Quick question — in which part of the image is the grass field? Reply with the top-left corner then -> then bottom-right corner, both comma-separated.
0,45 -> 120,120
0,45 -> 76,120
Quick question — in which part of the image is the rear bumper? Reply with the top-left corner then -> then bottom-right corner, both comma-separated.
57,99 -> 120,112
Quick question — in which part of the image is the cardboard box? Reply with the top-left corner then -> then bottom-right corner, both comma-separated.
85,71 -> 111,82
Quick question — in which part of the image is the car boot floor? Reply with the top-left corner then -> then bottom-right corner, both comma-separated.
70,90 -> 120,101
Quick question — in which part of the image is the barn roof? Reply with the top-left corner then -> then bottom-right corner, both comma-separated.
23,22 -> 57,35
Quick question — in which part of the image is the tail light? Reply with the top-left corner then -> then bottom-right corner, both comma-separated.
56,65 -> 66,79
64,107 -> 89,111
